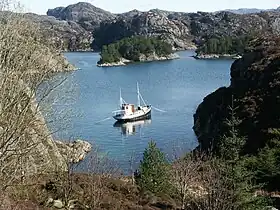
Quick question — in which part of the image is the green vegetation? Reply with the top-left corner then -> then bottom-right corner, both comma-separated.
246,129 -> 280,191
136,141 -> 172,194
216,104 -> 269,209
135,102 -> 271,209
98,36 -> 173,64
196,35 -> 253,55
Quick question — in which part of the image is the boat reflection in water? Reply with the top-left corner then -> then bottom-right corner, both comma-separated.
113,119 -> 152,136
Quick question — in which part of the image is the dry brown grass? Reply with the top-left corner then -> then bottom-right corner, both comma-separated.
1,173 -> 180,210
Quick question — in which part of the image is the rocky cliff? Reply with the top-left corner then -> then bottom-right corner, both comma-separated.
93,10 -> 195,50
93,10 -> 273,50
26,2 -> 280,51
187,11 -> 269,40
24,13 -> 93,51
47,2 -> 116,31
193,36 -> 280,154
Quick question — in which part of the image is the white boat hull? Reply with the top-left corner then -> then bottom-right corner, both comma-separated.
113,106 -> 152,122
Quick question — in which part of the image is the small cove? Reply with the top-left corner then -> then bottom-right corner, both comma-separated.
46,50 -> 233,173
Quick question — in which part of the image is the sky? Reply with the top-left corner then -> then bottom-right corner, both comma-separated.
19,0 -> 279,15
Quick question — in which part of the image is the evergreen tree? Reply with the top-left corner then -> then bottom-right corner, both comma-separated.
136,141 -> 171,194
98,36 -> 173,64
218,97 -> 269,210
246,129 -> 280,191
196,35 -> 253,55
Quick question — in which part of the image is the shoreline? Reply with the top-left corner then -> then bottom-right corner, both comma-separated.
97,53 -> 180,67
193,54 -> 242,60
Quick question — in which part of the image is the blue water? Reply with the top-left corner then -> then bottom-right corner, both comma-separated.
48,51 -> 233,173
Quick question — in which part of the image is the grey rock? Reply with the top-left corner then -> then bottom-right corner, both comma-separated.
67,200 -> 86,209
24,13 -> 93,52
55,140 -> 92,163
93,10 -> 194,50
272,18 -> 280,34
53,199 -> 64,209
265,207 -> 278,210
47,2 -> 115,31
19,2 -> 280,52
46,198 -> 54,206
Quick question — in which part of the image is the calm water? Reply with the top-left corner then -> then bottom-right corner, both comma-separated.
49,51 -> 233,172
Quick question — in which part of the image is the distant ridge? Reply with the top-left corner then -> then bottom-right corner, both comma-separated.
219,7 -> 279,14
26,2 -> 280,52
47,2 -> 115,30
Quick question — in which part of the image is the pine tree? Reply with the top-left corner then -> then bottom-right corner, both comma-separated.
136,141 -> 171,194
247,129 -> 280,191
218,96 -> 269,210
219,97 -> 245,161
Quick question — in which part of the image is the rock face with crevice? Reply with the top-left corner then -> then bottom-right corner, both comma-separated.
193,36 -> 280,154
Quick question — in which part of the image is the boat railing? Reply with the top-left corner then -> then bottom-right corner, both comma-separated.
112,110 -> 125,116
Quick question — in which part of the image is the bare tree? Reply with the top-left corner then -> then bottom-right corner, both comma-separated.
0,0 -> 74,193
172,154 -> 203,209
80,146 -> 122,209
129,151 -> 136,185
172,154 -> 233,210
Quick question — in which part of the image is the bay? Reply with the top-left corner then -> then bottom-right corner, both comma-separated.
49,51 -> 233,173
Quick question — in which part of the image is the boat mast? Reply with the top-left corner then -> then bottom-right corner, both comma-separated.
137,82 -> 140,107
120,88 -> 122,108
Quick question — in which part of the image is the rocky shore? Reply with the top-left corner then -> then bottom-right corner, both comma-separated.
55,140 -> 92,163
97,53 -> 180,67
193,53 -> 242,60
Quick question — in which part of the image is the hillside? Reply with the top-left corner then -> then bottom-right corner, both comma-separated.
21,2 -> 279,51
46,2 -> 116,31
24,13 -> 93,51
193,36 -> 280,154
93,10 -> 194,51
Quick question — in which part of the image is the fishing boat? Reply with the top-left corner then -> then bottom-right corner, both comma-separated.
113,83 -> 152,122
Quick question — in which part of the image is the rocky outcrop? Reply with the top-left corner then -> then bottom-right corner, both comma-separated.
193,36 -> 280,153
258,12 -> 280,35
97,58 -> 131,67
139,52 -> 179,62
24,13 -> 93,51
47,2 -> 116,31
188,11 -> 269,40
55,140 -> 92,163
193,54 -> 241,59
18,100 -> 91,175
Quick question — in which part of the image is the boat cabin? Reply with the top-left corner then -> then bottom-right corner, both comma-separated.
121,104 -> 135,115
